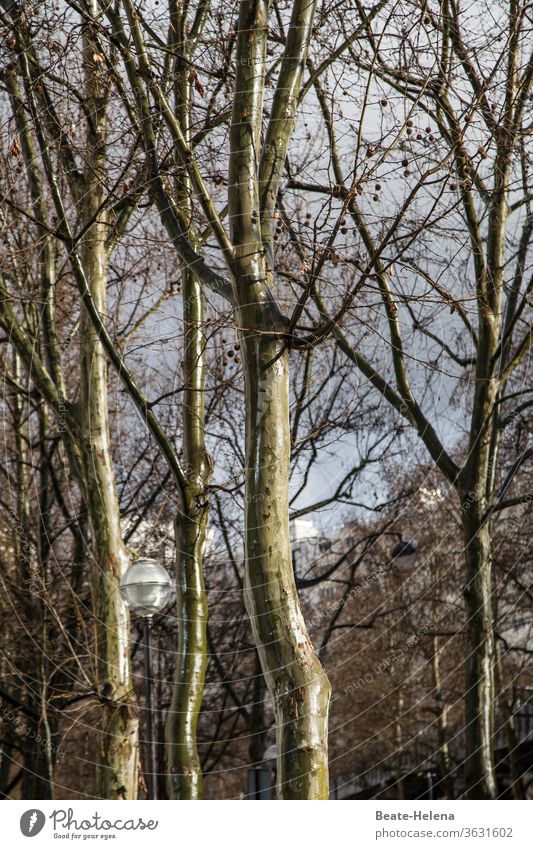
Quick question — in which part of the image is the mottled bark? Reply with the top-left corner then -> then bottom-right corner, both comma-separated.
166,497 -> 209,799
79,244 -> 139,799
79,9 -> 139,799
240,326 -> 330,798
165,258 -> 211,799
165,276 -> 211,798
79,237 -> 139,799
164,10 -> 212,797
229,0 -> 330,799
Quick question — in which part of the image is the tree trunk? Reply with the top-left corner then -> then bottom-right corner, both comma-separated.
79,8 -> 139,798
461,508 -> 497,799
394,689 -> 405,800
21,732 -> 54,800
165,496 -> 209,799
431,637 -> 454,799
459,256 -> 502,802
0,725 -> 18,799
11,352 -> 55,800
241,325 -> 331,798
228,0 -> 330,799
164,14 -> 212,795
79,265 -> 139,799
79,245 -> 139,798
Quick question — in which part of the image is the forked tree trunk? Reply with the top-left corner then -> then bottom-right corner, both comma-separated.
229,0 -> 330,798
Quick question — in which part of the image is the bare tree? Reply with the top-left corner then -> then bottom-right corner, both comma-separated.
0,2 -> 140,796
286,0 -> 533,798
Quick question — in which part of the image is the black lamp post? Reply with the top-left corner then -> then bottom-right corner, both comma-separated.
246,744 -> 276,799
120,558 -> 173,800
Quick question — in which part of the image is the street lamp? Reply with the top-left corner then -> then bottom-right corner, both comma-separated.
390,539 -> 417,567
120,558 -> 173,800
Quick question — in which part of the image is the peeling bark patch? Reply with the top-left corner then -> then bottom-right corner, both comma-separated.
181,763 -> 198,776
